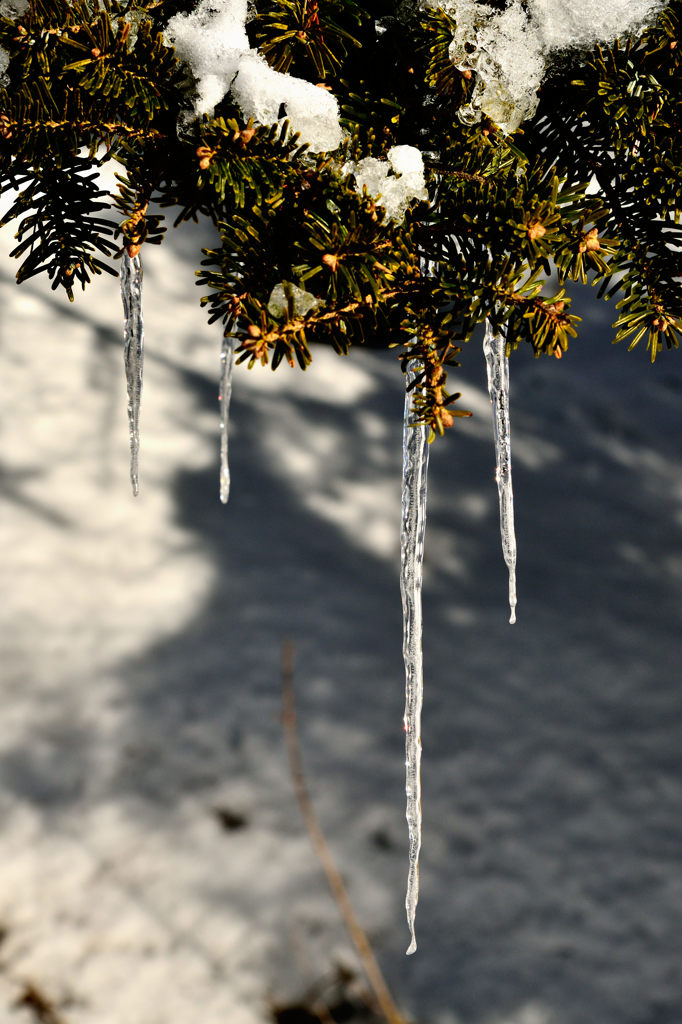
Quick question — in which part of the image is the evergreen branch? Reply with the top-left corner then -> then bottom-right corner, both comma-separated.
0,156 -> 118,299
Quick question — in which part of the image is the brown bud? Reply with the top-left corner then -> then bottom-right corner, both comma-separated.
461,69 -> 473,80
321,253 -> 338,273
527,221 -> 547,242
427,364 -> 445,386
582,227 -> 600,252
239,127 -> 256,145
91,47 -> 101,58
126,243 -> 141,258
440,409 -> 455,430
247,325 -> 262,339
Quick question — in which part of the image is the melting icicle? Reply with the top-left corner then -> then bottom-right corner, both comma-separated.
219,335 -> 235,503
120,251 -> 144,496
400,362 -> 430,955
483,320 -> 517,624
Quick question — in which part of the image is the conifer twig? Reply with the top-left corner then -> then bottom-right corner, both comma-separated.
280,640 -> 408,1024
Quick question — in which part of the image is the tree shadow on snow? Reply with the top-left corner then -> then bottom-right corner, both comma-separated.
1,256 -> 682,1024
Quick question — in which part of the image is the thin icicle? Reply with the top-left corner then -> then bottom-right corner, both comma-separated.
400,361 -> 430,955
483,320 -> 517,624
120,251 -> 144,497
219,335 -> 235,503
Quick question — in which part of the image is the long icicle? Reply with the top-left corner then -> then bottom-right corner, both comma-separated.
120,251 -> 144,496
400,361 -> 430,955
219,335 -> 235,504
483,320 -> 517,624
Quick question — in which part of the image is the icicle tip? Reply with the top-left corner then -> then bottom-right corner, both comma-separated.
406,935 -> 417,955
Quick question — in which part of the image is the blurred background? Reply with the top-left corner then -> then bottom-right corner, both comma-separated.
0,204 -> 681,1024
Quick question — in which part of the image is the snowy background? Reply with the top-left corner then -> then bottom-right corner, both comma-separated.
0,202 -> 681,1024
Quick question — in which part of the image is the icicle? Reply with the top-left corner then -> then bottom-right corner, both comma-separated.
483,320 -> 517,624
120,251 -> 144,497
219,335 -> 235,504
400,361 -> 430,955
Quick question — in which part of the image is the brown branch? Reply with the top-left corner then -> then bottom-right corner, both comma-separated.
14,982 -> 70,1024
426,163 -> 490,185
254,283 -> 420,345
280,641 -> 409,1024
1,119 -> 164,140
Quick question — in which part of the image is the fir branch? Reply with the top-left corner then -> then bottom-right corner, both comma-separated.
0,155 -> 118,299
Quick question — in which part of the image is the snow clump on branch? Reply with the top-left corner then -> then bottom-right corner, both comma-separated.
343,146 -> 428,223
0,0 -> 28,83
423,0 -> 666,133
267,282 -> 323,320
164,0 -> 344,152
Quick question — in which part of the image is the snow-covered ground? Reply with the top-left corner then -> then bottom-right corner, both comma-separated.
0,206 -> 681,1024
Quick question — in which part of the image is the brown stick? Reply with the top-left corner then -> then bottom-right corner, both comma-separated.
280,641 -> 408,1024
14,982 -> 70,1024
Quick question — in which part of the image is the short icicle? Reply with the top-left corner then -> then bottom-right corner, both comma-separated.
120,251 -> 144,496
483,320 -> 517,624
400,361 -> 431,955
219,335 -> 235,504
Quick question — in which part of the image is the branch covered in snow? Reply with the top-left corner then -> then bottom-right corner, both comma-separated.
424,0 -> 666,132
164,0 -> 343,152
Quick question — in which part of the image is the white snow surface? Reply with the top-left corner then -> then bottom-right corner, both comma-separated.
427,0 -> 666,131
164,0 -> 343,151
1,190 -> 682,1022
